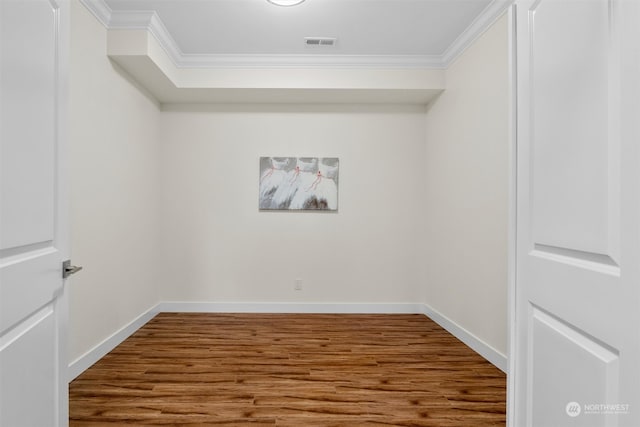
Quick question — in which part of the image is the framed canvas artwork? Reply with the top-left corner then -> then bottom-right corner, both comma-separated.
259,157 -> 339,211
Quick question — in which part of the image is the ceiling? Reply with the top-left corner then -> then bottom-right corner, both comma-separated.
83,0 -> 509,103
103,0 -> 493,59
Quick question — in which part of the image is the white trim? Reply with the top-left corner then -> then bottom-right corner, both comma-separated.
78,0 -> 111,27
506,4 -> 518,426
421,304 -> 508,373
147,13 -> 183,67
68,301 -> 507,382
156,301 -> 424,314
108,8 -> 445,70
78,0 -> 511,70
67,305 -> 159,381
109,10 -> 184,67
174,54 -> 445,70
441,0 -> 514,68
108,10 -> 156,28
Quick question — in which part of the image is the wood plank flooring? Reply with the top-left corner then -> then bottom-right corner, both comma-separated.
69,313 -> 506,426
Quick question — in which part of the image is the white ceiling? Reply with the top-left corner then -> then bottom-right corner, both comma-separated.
103,0 -> 494,60
84,0 -> 509,103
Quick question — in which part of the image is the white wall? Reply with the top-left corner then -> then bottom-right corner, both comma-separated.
423,14 -> 510,356
68,0 -> 161,363
68,0 -> 510,372
158,105 -> 427,304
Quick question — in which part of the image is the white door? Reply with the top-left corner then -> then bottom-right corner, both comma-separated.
0,0 -> 69,426
513,0 -> 640,426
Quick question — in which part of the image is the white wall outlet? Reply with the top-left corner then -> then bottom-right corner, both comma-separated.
294,279 -> 303,290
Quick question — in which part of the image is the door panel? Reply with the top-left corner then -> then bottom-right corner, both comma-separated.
531,0 -> 613,256
0,249 -> 61,333
0,0 -> 57,250
514,0 -> 639,426
530,306 -> 619,427
0,0 -> 69,426
0,306 -> 57,426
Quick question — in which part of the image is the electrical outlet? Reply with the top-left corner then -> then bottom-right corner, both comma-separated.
294,279 -> 303,291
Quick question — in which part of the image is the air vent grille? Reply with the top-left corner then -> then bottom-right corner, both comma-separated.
305,37 -> 337,46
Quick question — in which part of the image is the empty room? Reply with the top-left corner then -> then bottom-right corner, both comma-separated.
1,0 -> 638,426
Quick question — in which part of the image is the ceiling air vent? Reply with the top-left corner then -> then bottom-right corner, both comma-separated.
304,37 -> 337,47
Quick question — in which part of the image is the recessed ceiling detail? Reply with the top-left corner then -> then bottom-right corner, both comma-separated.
78,0 -> 512,104
106,26 -> 447,104
81,0 -> 512,69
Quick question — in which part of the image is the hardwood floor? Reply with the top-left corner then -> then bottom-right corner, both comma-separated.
69,313 -> 506,426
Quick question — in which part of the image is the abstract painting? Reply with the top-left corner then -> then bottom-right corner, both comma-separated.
259,157 -> 339,211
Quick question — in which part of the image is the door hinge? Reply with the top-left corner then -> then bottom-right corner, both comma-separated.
62,260 -> 83,279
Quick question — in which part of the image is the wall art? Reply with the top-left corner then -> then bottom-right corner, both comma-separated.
259,157 -> 339,211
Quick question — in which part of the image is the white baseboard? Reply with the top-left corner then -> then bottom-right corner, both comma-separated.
421,303 -> 508,373
68,301 -> 507,381
156,301 -> 424,314
67,304 -> 160,381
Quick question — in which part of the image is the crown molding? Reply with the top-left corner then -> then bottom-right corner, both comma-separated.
79,0 -> 111,27
109,10 -> 183,67
108,7 -> 444,69
80,0 -> 510,70
109,10 -> 157,29
441,0 -> 514,67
